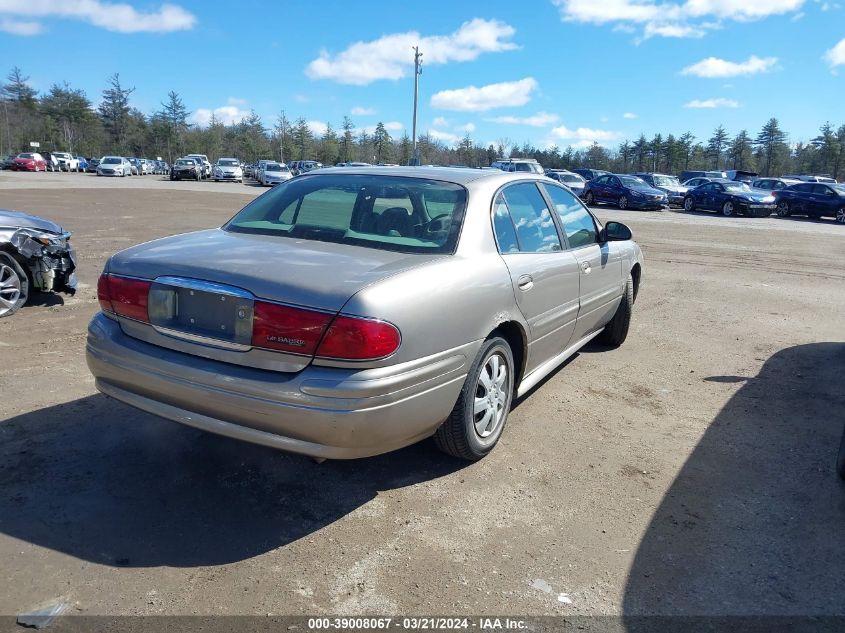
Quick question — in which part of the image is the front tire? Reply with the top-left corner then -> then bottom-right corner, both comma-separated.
722,200 -> 735,217
434,336 -> 514,461
618,195 -> 629,210
598,272 -> 634,347
683,196 -> 695,212
776,200 -> 791,217
0,253 -> 29,318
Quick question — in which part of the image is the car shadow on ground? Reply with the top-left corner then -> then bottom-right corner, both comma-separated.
622,342 -> 845,628
0,395 -> 467,568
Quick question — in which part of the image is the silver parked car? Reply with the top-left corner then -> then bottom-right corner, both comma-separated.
213,158 -> 243,182
258,162 -> 292,186
87,167 -> 643,461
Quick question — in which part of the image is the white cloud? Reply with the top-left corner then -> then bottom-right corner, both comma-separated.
307,120 -> 328,136
681,54 -> 778,77
824,37 -> 845,68
486,111 -> 559,127
428,129 -> 461,145
462,122 -> 476,133
432,116 -> 449,127
431,77 -> 538,112
552,0 -> 805,39
306,18 -> 517,85
351,106 -> 376,116
684,97 -> 740,108
0,0 -> 196,34
551,124 -> 623,144
0,18 -> 41,34
623,112 -> 638,119
192,98 -> 251,126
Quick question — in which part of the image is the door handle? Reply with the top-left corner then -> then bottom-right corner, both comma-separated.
517,274 -> 534,291
581,261 -> 592,274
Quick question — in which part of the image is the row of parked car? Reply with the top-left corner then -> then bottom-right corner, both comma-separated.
495,158 -> 845,223
1,151 -> 172,177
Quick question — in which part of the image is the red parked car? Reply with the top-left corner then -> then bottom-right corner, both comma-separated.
12,152 -> 47,172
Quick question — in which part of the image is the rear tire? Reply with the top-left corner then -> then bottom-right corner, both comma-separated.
618,195 -> 628,210
434,336 -> 514,461
598,273 -> 634,348
0,253 -> 29,318
837,207 -> 845,225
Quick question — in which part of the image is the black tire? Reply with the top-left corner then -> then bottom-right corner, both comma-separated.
196,172 -> 201,181
776,200 -> 791,217
618,195 -> 628,210
584,191 -> 595,206
683,196 -> 695,212
434,336 -> 515,461
837,426 -> 845,480
722,200 -> 735,217
598,272 -> 634,347
0,252 -> 29,318
836,207 -> 845,225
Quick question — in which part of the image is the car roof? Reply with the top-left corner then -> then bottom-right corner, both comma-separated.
305,165 -> 552,186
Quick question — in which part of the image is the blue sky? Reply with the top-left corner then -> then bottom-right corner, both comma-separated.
1,0 -> 843,149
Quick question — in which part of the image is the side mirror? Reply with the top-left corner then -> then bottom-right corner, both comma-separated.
601,221 -> 632,242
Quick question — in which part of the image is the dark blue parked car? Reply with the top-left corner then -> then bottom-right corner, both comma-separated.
572,167 -> 610,182
682,180 -> 776,217
773,182 -> 845,223
582,174 -> 667,210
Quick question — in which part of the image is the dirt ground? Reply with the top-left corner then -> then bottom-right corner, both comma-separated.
0,171 -> 843,623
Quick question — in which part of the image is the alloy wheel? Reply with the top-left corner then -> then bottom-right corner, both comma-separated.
473,352 -> 509,439
777,201 -> 790,217
618,196 -> 628,210
0,263 -> 22,317
722,201 -> 734,216
684,197 -> 694,212
836,207 -> 845,224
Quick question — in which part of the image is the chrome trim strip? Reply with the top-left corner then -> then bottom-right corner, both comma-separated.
517,329 -> 603,398
154,276 -> 254,298
151,325 -> 252,352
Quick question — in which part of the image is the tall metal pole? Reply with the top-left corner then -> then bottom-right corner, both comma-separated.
411,46 -> 422,166
280,109 -> 286,164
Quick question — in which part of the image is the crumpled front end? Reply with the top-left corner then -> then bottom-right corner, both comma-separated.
0,227 -> 77,295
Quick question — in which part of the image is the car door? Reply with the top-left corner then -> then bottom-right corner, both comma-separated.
810,184 -> 834,217
542,183 -> 624,343
493,183 -> 581,372
695,183 -> 714,209
790,183 -> 813,213
589,175 -> 608,201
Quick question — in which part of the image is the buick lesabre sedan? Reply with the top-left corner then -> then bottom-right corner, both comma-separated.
87,167 -> 643,461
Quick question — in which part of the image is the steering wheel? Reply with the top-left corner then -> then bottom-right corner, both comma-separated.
422,213 -> 451,236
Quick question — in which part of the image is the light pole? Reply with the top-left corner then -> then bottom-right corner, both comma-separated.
410,46 -> 422,166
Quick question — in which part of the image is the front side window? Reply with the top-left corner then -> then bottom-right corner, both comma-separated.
544,184 -> 597,249
500,183 -> 561,253
225,174 -> 467,254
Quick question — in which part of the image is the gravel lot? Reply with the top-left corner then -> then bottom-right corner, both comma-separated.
1,170 -> 843,621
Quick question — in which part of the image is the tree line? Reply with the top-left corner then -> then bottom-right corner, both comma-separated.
1,67 -> 843,178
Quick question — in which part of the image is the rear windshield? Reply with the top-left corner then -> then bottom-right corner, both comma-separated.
224,174 -> 468,254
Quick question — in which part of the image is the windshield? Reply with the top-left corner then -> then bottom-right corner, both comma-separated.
102,157 -> 121,164
265,163 -> 285,171
620,176 -> 650,189
653,176 -> 680,187
175,159 -> 195,166
225,174 -> 468,254
830,184 -> 845,195
513,162 -> 543,174
218,159 -> 239,167
724,183 -> 751,192
18,153 -> 34,159
560,174 -> 585,184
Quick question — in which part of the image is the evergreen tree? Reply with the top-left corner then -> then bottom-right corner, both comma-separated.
372,122 -> 392,163
40,82 -> 94,152
98,74 -> 135,151
754,118 -> 788,176
340,116 -> 355,162
706,125 -> 729,170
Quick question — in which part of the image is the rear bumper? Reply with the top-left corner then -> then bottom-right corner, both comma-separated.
86,313 -> 472,459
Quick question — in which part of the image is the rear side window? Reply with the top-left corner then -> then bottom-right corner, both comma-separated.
544,184 -> 597,249
499,183 -> 561,253
492,193 -> 519,253
225,174 -> 467,254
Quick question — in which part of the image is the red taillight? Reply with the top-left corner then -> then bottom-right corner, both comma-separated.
251,301 -> 333,355
316,315 -> 401,360
97,274 -> 151,322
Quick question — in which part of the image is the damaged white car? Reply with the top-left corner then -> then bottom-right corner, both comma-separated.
0,210 -> 77,318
